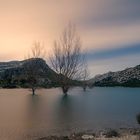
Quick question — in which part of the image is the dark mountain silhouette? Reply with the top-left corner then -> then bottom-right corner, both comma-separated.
0,58 -> 80,88
0,58 -> 60,88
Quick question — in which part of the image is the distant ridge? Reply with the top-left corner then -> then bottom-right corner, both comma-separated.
0,59 -> 139,88
88,65 -> 140,87
0,58 -> 59,88
0,58 -> 79,88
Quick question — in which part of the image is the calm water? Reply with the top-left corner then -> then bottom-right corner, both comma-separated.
0,87 -> 140,140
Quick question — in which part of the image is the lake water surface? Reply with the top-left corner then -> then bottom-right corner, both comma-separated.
0,87 -> 140,140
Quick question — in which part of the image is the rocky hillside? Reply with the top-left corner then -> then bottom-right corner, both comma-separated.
0,58 -> 59,88
89,65 -> 140,87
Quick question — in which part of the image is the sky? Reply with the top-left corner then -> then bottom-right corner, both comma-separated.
0,0 -> 140,77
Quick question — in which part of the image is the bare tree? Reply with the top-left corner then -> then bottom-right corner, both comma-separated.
50,23 -> 85,95
82,61 -> 89,91
24,41 -> 46,95
27,41 -> 46,59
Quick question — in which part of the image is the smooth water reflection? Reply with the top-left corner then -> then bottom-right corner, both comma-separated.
0,87 -> 140,139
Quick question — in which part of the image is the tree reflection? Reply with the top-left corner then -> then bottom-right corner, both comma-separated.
52,94 -> 74,131
25,94 -> 41,131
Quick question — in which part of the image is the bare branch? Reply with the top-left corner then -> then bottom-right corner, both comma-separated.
49,23 -> 86,94
24,41 -> 46,95
28,41 -> 46,59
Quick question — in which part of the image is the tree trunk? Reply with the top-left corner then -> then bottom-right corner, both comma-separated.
83,86 -> 86,91
62,86 -> 69,95
83,82 -> 87,92
32,88 -> 35,96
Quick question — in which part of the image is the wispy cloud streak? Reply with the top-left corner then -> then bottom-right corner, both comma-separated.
86,44 -> 140,61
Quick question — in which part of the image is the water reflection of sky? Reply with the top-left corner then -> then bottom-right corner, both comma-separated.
0,88 -> 140,139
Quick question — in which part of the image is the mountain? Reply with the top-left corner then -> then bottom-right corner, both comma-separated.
0,58 -> 60,88
1,59 -> 139,88
88,65 -> 140,87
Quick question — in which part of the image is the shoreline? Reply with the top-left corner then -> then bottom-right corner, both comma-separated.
36,128 -> 140,140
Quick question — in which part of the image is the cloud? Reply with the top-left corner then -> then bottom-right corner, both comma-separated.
80,22 -> 140,51
86,43 -> 140,61
88,53 -> 140,77
79,0 -> 140,27
0,0 -> 140,76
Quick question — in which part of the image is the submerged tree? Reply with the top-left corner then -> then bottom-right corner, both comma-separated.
82,61 -> 89,91
24,41 -> 46,95
136,113 -> 140,125
50,23 -> 85,95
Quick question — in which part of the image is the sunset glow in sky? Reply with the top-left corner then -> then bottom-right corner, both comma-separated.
0,0 -> 140,76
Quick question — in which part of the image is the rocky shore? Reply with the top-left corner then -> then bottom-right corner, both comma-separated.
37,128 -> 140,140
